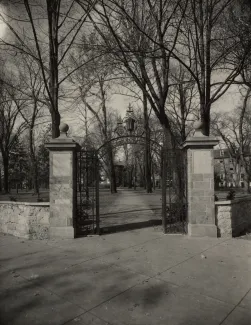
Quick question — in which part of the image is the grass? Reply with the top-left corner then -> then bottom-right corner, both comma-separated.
0,188 -> 119,209
1,186 -> 251,204
0,190 -> 49,203
215,189 -> 251,201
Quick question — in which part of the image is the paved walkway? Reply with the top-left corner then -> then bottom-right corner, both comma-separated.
1,229 -> 251,325
100,189 -> 160,229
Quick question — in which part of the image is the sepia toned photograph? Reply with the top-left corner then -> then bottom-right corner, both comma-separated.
0,1 -> 250,324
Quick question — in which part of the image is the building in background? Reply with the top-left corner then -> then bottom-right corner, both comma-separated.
214,149 -> 251,189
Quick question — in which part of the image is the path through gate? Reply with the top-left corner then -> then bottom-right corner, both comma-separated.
75,146 -> 187,236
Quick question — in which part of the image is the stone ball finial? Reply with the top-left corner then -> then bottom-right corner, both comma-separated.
193,120 -> 205,137
194,120 -> 203,130
59,122 -> 69,134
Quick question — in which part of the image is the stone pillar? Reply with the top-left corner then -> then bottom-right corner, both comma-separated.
182,122 -> 219,237
45,123 -> 80,239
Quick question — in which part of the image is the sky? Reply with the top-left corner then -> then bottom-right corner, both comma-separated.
0,8 -> 6,38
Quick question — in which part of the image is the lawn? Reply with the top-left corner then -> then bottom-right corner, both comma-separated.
0,188 -> 119,211
215,189 -> 251,200
1,186 -> 250,205
0,190 -> 49,203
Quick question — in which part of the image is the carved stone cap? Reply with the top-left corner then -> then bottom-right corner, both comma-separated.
45,123 -> 81,151
182,137 -> 219,149
181,120 -> 219,149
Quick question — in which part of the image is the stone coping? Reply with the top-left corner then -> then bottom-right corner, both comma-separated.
182,136 -> 218,149
215,196 -> 251,206
0,201 -> 50,206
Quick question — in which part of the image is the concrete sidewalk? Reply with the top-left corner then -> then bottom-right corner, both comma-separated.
0,228 -> 251,325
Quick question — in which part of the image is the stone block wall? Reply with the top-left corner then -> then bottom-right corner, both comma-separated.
215,197 -> 251,237
187,148 -> 215,225
0,202 -> 50,239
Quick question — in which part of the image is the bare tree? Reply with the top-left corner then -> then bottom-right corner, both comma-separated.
11,54 -> 44,196
227,0 -> 251,88
77,0 -> 189,145
0,78 -> 26,193
171,0 -> 249,135
70,40 -> 119,193
0,0 -> 96,137
114,78 -> 153,192
212,88 -> 251,191
84,0 -> 250,136
166,63 -> 199,142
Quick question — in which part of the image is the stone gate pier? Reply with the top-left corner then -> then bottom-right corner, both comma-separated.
45,123 -> 80,238
182,123 -> 219,237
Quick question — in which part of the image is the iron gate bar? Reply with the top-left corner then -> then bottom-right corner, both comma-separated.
164,148 -> 188,234
95,151 -> 100,235
75,140 -> 187,235
75,150 -> 99,236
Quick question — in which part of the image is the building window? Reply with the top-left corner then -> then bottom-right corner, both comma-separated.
220,160 -> 223,164
220,150 -> 224,157
220,174 -> 224,180
241,173 -> 244,180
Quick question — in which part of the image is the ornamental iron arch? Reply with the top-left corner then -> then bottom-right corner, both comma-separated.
96,134 -> 163,160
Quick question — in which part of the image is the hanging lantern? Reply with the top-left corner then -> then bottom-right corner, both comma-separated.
125,105 -> 136,133
115,118 -> 125,136
126,116 -> 135,133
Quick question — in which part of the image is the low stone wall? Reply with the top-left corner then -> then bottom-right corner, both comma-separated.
0,202 -> 50,239
215,197 -> 251,237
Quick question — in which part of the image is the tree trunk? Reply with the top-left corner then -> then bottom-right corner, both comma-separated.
51,110 -> 61,139
47,0 -> 60,139
29,127 -> 40,196
152,161 -> 156,190
3,154 -> 9,193
201,109 -> 210,136
0,167 -> 2,192
108,145 -> 117,194
145,147 -> 152,193
143,90 -> 152,193
138,163 -> 144,187
128,167 -> 133,189
161,126 -> 168,234
239,88 -> 251,190
134,161 -> 137,190
178,83 -> 187,142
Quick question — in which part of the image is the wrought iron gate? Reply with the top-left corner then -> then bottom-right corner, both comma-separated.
75,150 -> 100,236
165,149 -> 188,233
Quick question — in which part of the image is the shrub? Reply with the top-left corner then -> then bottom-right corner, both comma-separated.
9,196 -> 17,202
226,189 -> 235,200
